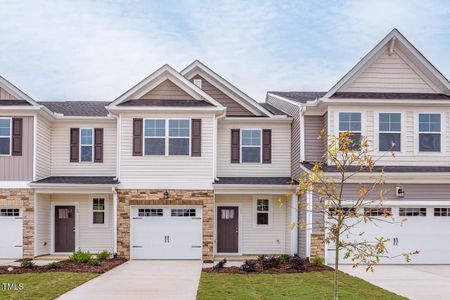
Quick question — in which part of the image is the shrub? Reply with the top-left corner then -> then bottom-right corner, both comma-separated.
241,260 -> 257,272
20,260 -> 35,268
71,250 -> 92,263
261,256 -> 280,270
289,255 -> 307,271
87,258 -> 101,266
213,258 -> 227,269
96,250 -> 111,261
45,262 -> 60,269
311,256 -> 324,265
278,254 -> 291,264
256,254 -> 266,262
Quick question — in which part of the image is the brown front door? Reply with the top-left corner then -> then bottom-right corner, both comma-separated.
55,206 -> 75,252
217,206 -> 239,253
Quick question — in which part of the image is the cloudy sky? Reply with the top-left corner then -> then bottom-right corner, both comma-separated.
0,0 -> 449,101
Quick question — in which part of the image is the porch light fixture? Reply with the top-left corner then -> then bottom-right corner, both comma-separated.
163,190 -> 169,200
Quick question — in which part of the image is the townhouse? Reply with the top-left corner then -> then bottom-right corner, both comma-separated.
0,61 -> 296,261
268,29 -> 450,264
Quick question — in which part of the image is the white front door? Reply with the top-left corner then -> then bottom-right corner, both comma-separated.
0,208 -> 23,259
131,206 -> 202,259
327,206 -> 450,264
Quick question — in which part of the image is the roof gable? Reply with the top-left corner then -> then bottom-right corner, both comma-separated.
0,75 -> 39,106
139,79 -> 195,101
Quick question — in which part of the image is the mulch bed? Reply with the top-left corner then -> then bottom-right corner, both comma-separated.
203,262 -> 332,274
0,257 -> 127,274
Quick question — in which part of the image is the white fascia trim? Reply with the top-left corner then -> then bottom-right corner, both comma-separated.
222,117 -> 292,123
323,171 -> 450,184
33,186 -> 115,194
321,98 -> 450,105
0,181 -> 31,188
0,106 -> 41,111
117,182 -> 213,190
181,61 -> 273,117
214,185 -> 291,195
108,106 -> 225,113
53,115 -> 116,120
341,200 -> 450,206
300,108 -> 305,162
266,92 -> 306,108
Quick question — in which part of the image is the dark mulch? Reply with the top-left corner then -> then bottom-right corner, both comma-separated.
0,257 -> 127,274
203,262 -> 332,274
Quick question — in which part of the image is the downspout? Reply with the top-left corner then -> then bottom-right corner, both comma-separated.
299,106 -> 305,163
112,186 -> 118,256
214,109 -> 227,182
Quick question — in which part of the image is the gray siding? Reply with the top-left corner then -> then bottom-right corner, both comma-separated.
304,115 -> 325,162
297,193 -> 307,257
0,87 -> 17,100
140,79 -> 194,100
0,116 -> 33,181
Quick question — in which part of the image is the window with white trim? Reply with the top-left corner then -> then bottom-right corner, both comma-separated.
0,118 -> 11,155
256,199 -> 269,225
241,129 -> 261,163
399,207 -> 426,217
419,113 -> 441,152
144,119 -> 190,156
138,208 -> 163,217
80,128 -> 93,162
0,208 -> 19,217
92,198 -> 105,224
434,208 -> 450,217
144,119 -> 166,155
364,207 -> 392,217
339,112 -> 361,151
169,120 -> 190,155
171,208 -> 196,217
379,113 -> 401,152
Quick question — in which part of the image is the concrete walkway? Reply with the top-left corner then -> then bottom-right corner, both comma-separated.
58,260 -> 202,300
341,265 -> 450,300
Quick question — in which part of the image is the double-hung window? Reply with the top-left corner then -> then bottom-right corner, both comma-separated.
169,120 -> 190,155
0,118 -> 11,155
379,113 -> 401,151
241,129 -> 261,163
80,128 -> 93,162
419,113 -> 441,152
256,199 -> 269,225
338,112 -> 361,150
92,198 -> 106,225
144,119 -> 190,155
144,119 -> 166,155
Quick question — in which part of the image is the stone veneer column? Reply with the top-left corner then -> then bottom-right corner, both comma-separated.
0,189 -> 34,258
116,189 -> 214,261
310,233 -> 325,258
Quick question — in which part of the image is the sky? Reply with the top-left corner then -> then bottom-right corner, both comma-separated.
0,0 -> 449,102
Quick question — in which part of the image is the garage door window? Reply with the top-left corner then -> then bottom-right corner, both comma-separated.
399,207 -> 426,216
138,208 -> 163,217
364,207 -> 392,217
0,208 -> 20,217
434,208 -> 450,216
171,208 -> 196,217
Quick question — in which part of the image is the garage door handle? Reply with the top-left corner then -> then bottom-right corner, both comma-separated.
133,217 -> 143,219
15,217 -> 23,219
132,246 -> 143,248
192,217 -> 202,220
192,246 -> 201,248
14,245 -> 22,248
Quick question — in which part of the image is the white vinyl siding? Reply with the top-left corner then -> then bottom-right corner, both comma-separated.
217,120 -> 291,177
36,115 -> 51,180
51,120 -> 116,176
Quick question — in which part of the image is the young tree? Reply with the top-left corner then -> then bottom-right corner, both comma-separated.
292,131 -> 416,300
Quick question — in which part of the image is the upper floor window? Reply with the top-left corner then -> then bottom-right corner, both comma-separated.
241,129 -> 261,163
419,113 -> 441,152
144,119 -> 190,156
379,113 -> 401,152
80,128 -> 93,162
144,119 -> 166,155
339,112 -> 361,150
169,120 -> 190,155
0,118 -> 11,156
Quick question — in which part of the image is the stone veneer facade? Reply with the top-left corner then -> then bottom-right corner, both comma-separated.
0,189 -> 34,258
310,233 -> 325,258
116,189 -> 214,261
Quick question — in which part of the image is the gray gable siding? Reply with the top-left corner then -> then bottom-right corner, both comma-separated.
304,115 -> 325,162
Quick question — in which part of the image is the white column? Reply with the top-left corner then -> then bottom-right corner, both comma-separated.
290,193 -> 298,255
112,188 -> 118,255
306,190 -> 313,258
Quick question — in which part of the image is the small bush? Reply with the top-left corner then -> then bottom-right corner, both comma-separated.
87,258 -> 101,266
213,258 -> 227,269
256,254 -> 266,262
289,255 -> 307,270
261,256 -> 280,270
71,250 -> 92,263
20,260 -> 35,268
278,254 -> 291,264
45,262 -> 60,269
96,250 -> 111,261
241,260 -> 257,272
311,256 -> 324,265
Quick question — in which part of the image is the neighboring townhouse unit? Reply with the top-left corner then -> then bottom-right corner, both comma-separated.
0,61 -> 296,261
268,29 -> 450,264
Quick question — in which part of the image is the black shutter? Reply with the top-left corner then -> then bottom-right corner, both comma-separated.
262,129 -> 272,164
191,119 -> 202,157
11,118 -> 23,156
133,118 -> 143,156
94,128 -> 104,163
70,128 -> 79,162
231,129 -> 240,163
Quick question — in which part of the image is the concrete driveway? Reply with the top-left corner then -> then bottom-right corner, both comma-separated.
341,265 -> 450,300
58,260 -> 202,300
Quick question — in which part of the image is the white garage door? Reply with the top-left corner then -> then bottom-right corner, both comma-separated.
327,206 -> 450,264
131,206 -> 202,260
0,208 -> 23,259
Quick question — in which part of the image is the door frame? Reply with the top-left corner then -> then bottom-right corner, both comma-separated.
214,203 -> 242,256
51,202 -> 79,254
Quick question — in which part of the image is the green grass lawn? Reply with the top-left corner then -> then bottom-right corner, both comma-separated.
197,271 -> 406,300
0,272 -> 97,300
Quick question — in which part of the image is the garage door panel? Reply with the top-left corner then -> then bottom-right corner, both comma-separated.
0,208 -> 23,259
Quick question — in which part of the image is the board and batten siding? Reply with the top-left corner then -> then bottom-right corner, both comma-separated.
304,115 -> 325,162
217,120 -> 291,177
139,79 -> 195,100
341,47 -> 437,93
119,112 -> 214,184
216,194 -> 291,254
50,119 -> 116,176
328,105 -> 450,166
0,116 -> 33,181
266,94 -> 302,179
35,115 -> 51,180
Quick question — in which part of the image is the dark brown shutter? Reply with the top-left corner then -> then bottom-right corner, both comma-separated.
262,129 -> 272,164
70,128 -> 79,162
94,128 -> 104,163
191,119 -> 201,157
231,129 -> 240,163
11,118 -> 23,156
133,118 -> 143,156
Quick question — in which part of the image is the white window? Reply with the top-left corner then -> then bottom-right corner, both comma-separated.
92,198 -> 106,225
144,119 -> 190,156
379,113 -> 401,152
241,129 -> 261,163
399,207 -> 426,217
338,112 -> 361,150
419,113 -> 441,152
256,199 -> 269,225
434,208 -> 450,217
169,120 -> 190,155
138,208 -> 163,217
193,79 -> 202,88
171,208 -> 196,217
144,119 -> 166,155
80,128 -> 93,162
364,207 -> 392,217
0,208 -> 20,217
0,118 -> 11,156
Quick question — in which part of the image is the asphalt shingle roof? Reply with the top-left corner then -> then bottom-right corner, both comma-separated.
32,176 -> 119,185
38,101 -> 109,116
214,177 -> 294,185
269,91 -> 326,103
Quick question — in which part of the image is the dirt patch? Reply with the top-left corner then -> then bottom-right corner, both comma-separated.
0,257 -> 127,274
203,262 -> 332,274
